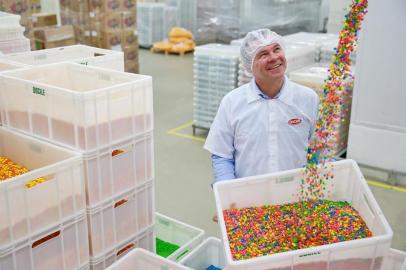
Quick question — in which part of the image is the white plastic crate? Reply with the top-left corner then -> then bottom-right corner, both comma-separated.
88,181 -> 155,257
0,60 -> 26,125
0,12 -> 21,28
0,62 -> 153,151
156,213 -> 205,262
214,159 -> 393,270
0,38 -> 31,55
180,237 -> 226,270
0,59 -> 26,72
0,213 -> 89,270
84,132 -> 154,207
107,247 -> 190,270
0,45 -> 125,71
90,226 -> 155,270
0,25 -> 25,41
382,249 -> 406,270
0,127 -> 85,250
137,2 -> 166,47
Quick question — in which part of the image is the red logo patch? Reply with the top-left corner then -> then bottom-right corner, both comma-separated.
288,118 -> 302,125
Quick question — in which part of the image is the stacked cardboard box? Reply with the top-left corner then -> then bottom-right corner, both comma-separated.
30,13 -> 76,50
59,0 -> 139,73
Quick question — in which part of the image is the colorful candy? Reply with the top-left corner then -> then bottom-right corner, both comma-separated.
0,156 -> 47,188
223,200 -> 372,260
301,0 -> 369,200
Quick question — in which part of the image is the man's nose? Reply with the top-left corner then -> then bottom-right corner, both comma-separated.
266,53 -> 278,62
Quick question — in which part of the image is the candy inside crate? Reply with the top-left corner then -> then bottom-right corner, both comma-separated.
213,159 -> 393,270
156,212 -> 205,262
0,127 -> 85,249
0,62 -> 153,151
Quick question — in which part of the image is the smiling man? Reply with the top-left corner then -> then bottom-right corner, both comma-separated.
204,29 -> 320,185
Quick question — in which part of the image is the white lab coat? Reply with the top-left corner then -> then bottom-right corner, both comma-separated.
204,77 -> 319,179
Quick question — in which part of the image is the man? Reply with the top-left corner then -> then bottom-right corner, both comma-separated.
204,29 -> 319,185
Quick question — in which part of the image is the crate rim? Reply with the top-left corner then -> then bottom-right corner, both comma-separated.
213,159 -> 394,267
0,62 -> 152,96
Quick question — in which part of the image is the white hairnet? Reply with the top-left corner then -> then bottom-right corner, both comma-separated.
240,29 -> 285,77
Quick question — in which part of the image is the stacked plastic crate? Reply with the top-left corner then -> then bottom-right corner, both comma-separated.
0,128 -> 88,269
288,63 -> 354,156
137,2 -> 166,48
165,0 -> 196,36
193,44 -> 240,131
0,11 -> 31,54
0,60 -> 155,269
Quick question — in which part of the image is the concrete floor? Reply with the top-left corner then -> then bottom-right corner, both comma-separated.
138,48 -> 406,252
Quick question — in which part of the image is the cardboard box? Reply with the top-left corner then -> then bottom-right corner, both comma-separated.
125,59 -> 139,73
31,13 -> 57,27
29,0 -> 41,13
69,0 -> 89,13
123,45 -> 138,61
2,0 -> 29,15
121,0 -> 136,11
100,30 -> 122,49
101,12 -> 122,31
121,30 -> 138,47
121,11 -> 136,29
34,25 -> 76,50
89,0 -> 121,12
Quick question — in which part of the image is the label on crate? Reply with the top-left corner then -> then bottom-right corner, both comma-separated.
299,251 -> 321,258
32,86 -> 45,96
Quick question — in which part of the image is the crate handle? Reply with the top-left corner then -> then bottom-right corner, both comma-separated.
116,243 -> 135,256
112,149 -> 125,157
114,198 -> 128,208
32,230 -> 60,248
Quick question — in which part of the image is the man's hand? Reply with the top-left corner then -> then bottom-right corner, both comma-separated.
212,203 -> 236,223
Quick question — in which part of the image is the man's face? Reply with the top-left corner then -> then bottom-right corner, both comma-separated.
252,43 -> 287,81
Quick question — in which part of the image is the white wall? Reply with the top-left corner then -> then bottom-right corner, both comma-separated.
348,0 -> 406,173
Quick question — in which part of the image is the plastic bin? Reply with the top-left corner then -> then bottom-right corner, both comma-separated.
0,11 -> 21,28
0,60 -> 26,125
0,25 -> 26,41
0,45 -> 125,71
90,226 -> 155,270
0,127 -> 85,250
382,249 -> 406,270
0,213 -> 89,270
213,159 -> 393,270
180,237 -> 226,270
0,62 -> 153,151
84,132 -> 154,207
0,59 -> 26,72
156,212 -> 205,262
0,38 -> 31,54
88,181 -> 155,257
107,247 -> 190,270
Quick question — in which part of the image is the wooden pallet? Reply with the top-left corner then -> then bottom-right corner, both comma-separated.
150,46 -> 194,56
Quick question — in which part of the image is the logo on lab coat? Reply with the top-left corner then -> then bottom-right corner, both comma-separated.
288,118 -> 302,125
